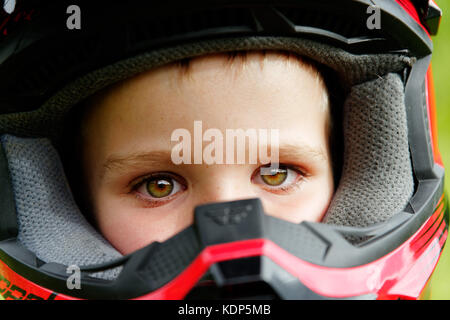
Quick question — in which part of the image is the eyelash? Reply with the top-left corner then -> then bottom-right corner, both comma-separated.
130,164 -> 307,207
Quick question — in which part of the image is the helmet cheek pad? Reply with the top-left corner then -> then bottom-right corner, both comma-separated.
0,1 -> 446,300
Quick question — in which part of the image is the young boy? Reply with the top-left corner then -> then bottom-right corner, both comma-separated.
73,51 -> 335,255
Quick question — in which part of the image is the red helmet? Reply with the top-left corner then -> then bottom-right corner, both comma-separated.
0,0 -> 446,300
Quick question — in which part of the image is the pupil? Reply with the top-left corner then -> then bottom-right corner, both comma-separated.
147,178 -> 173,197
157,181 -> 167,189
261,167 -> 287,186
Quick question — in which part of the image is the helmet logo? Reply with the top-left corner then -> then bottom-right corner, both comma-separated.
2,0 -> 15,14
206,205 -> 253,226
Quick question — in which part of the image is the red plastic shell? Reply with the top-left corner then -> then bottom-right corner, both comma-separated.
426,65 -> 443,166
395,0 -> 430,36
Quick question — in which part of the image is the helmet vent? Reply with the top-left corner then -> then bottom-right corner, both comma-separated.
130,7 -> 255,45
275,6 -> 383,39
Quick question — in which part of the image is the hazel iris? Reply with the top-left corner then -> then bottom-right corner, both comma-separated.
146,178 -> 174,198
261,167 -> 288,186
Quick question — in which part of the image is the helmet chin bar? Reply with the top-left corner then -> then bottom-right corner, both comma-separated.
0,192 -> 446,300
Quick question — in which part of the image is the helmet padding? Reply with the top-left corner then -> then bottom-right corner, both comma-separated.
0,37 -> 415,276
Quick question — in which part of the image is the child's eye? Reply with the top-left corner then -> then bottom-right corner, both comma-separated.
252,165 -> 305,194
261,167 -> 288,186
133,173 -> 186,205
146,178 -> 175,198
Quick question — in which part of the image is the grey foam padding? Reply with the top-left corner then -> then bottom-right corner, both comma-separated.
0,36 -> 416,273
322,73 -> 414,227
1,135 -> 122,278
0,36 -> 414,142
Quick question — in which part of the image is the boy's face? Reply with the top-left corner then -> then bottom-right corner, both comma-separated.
81,52 -> 334,255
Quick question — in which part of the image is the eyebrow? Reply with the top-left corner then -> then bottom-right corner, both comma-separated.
276,143 -> 327,162
101,143 -> 327,179
101,150 -> 174,180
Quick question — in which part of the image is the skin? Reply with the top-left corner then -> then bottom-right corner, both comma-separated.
81,52 -> 334,255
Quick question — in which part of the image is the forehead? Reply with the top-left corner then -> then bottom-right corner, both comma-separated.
83,52 -> 330,154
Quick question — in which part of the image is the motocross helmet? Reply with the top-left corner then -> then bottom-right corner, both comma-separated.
0,0 -> 447,300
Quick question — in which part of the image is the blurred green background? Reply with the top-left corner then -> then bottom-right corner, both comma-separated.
428,0 -> 450,301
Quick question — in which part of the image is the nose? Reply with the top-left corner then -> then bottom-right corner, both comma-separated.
192,166 -> 256,207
